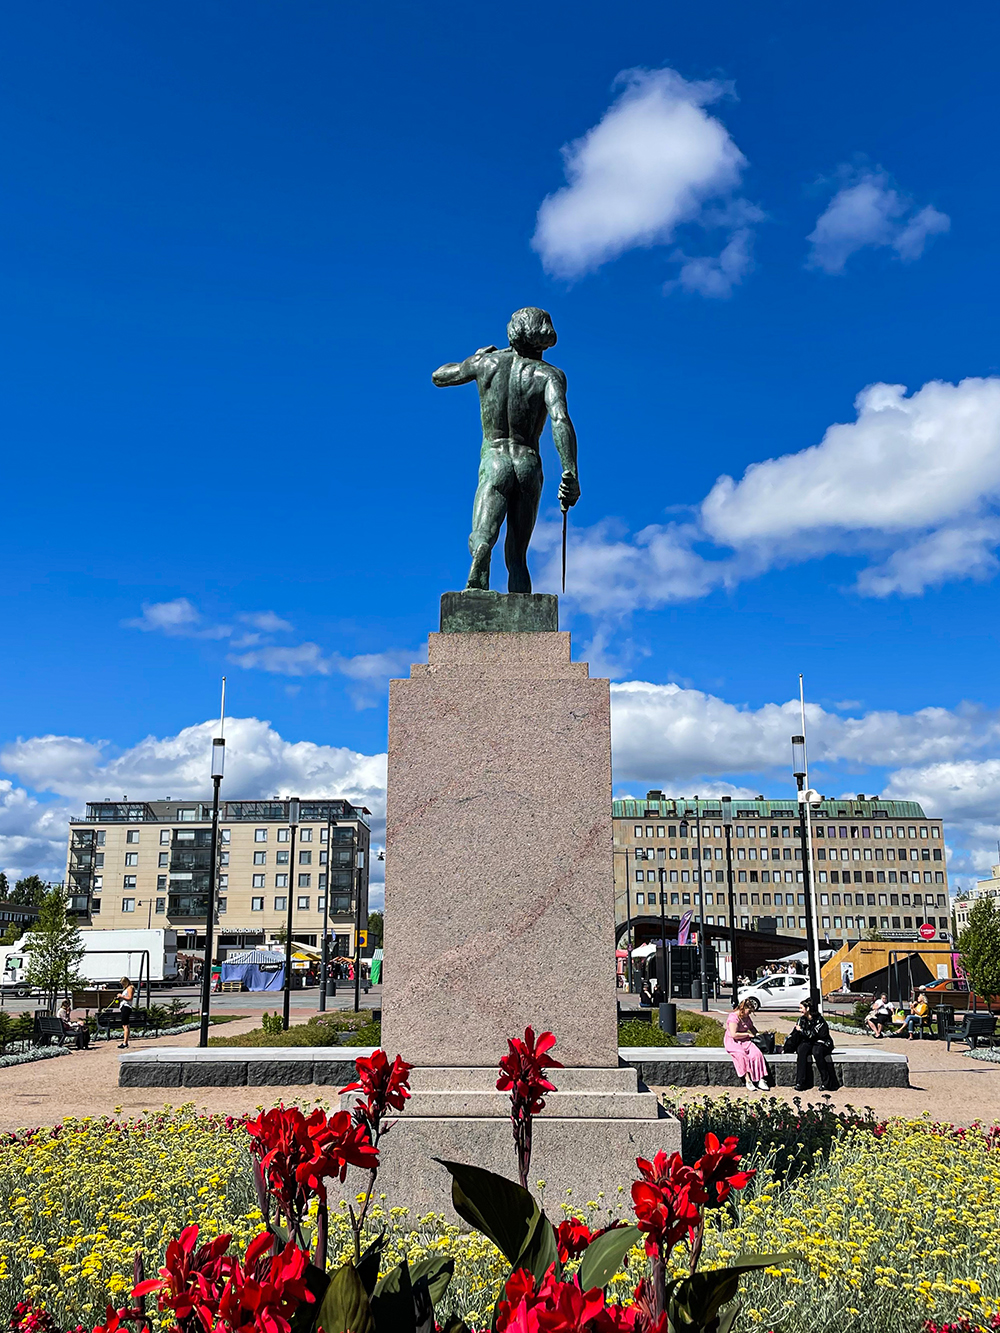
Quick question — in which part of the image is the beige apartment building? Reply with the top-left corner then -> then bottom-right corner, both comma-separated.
954,865 -> 1000,933
614,793 -> 951,945
66,797 -> 370,955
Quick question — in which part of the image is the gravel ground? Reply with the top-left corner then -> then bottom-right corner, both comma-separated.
2,1006 -> 997,1131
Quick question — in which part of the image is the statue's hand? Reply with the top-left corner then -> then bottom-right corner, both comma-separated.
474,345 -> 498,357
558,471 -> 581,509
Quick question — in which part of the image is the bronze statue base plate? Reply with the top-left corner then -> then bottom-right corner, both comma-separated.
439,589 -> 558,633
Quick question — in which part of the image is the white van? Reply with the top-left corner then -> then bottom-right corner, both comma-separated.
738,973 -> 811,1011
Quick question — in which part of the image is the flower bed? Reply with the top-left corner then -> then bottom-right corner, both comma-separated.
2,1053 -> 999,1333
0,1048 -> 72,1070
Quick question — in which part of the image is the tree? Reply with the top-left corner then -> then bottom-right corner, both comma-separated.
11,875 -> 47,908
957,895 -> 1000,1005
0,922 -> 22,946
0,871 -> 8,899
367,911 -> 384,948
22,887 -> 87,1010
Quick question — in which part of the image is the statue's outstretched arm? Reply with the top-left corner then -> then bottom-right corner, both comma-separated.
545,370 -> 581,508
431,346 -> 498,387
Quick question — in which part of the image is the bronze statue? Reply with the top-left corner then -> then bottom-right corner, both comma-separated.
432,307 -> 580,593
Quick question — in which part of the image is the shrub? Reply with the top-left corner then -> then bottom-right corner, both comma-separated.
261,1010 -> 283,1036
617,1018 -> 677,1046
344,1019 -> 381,1046
677,1011 -> 726,1045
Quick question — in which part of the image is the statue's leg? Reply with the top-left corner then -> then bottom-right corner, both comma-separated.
504,452 -> 542,594
467,448 -> 511,590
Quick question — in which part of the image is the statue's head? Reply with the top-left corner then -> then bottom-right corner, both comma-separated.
507,307 -> 557,355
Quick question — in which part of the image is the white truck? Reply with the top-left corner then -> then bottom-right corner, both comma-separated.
0,928 -> 179,996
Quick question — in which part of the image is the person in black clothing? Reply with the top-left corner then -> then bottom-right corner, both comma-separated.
785,998 -> 839,1092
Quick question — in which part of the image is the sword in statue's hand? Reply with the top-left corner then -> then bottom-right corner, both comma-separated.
561,501 -> 568,594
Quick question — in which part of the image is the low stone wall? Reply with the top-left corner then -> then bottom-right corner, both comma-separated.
119,1045 -> 908,1089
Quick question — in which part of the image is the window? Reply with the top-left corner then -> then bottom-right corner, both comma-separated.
253,873 -> 265,888
123,875 -> 136,889
251,897 -> 264,911
646,825 -> 654,836
220,829 -> 231,843
873,826 -> 882,839
636,893 -> 644,905
95,830 -> 106,845
122,898 -> 135,913
908,827 -> 917,839
124,852 -> 138,866
160,829 -> 171,845
657,825 -> 665,837
933,849 -> 942,861
920,826 -> 928,839
277,850 -> 290,865
317,896 -> 326,910
931,827 -> 940,839
275,874 -> 288,888
300,827 -> 312,842
220,851 -> 229,866
155,898 -> 165,913
126,829 -> 140,844
255,829 -> 268,842
298,874 -> 311,888
177,808 -> 196,822
634,826 -> 643,837
278,828 -> 290,842
92,899 -> 101,914
822,916 -> 831,928
297,896 -> 310,910
218,875 -> 228,889
299,850 -> 312,865
157,875 -> 167,890
158,852 -> 168,867
254,851 -> 267,865
274,897 -> 287,912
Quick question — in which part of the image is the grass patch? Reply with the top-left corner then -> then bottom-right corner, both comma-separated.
676,1011 -> 725,1045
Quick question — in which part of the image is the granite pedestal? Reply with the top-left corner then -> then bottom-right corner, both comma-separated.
375,597 -> 677,1216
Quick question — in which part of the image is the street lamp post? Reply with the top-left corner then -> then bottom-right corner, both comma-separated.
353,840 -> 365,1013
656,863 -> 668,1004
693,799 -> 709,1011
319,813 -> 334,1013
723,797 -> 738,1005
792,734 -> 823,1007
281,798 -> 300,1031
198,733 -> 226,1048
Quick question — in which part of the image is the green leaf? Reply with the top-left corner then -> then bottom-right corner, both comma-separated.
317,1261 -> 376,1333
439,1321 -> 470,1333
408,1256 -> 455,1307
357,1230 -> 386,1296
577,1225 -> 642,1292
514,1211 -> 559,1285
435,1159 -> 539,1267
666,1256 -> 798,1332
371,1258 -> 416,1333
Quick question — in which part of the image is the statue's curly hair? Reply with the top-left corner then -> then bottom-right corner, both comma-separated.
507,306 -> 557,352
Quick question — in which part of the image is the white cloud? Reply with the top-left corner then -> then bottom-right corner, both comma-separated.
807,168 -> 949,274
124,598 -> 232,639
0,718 -> 388,882
532,67 -> 757,294
542,376 -> 1000,618
240,611 -> 294,633
673,226 -> 755,298
230,644 -> 420,709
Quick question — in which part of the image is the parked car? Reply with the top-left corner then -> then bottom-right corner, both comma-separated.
738,973 -> 811,1011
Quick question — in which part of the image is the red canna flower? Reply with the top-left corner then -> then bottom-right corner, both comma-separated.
497,1028 -> 562,1190
554,1218 -> 594,1264
692,1132 -> 755,1208
495,1265 -> 610,1333
630,1152 -> 702,1259
340,1050 -> 412,1146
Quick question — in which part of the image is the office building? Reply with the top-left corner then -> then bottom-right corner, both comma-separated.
66,797 -> 370,955
613,793 -> 951,944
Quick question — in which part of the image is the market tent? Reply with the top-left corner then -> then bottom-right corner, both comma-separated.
370,947 -> 383,985
220,949 -> 285,991
766,948 -> 836,965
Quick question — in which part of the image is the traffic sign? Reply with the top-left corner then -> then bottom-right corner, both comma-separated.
918,922 -> 936,941
357,930 -> 368,948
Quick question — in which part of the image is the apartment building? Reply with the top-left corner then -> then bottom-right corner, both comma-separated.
66,798 -> 370,955
613,793 -> 951,944
954,866 -> 1000,933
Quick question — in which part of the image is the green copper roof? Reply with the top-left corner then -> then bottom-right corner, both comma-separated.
612,796 -> 928,819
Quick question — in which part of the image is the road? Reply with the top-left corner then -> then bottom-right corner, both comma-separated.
0,983 -> 382,1017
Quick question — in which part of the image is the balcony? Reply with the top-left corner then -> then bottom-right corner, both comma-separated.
168,894 -> 209,918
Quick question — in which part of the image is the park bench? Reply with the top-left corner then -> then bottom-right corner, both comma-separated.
33,1015 -> 71,1047
95,1007 -> 152,1037
944,1011 -> 997,1052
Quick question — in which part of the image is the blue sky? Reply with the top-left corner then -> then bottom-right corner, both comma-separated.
3,1 -> 1000,899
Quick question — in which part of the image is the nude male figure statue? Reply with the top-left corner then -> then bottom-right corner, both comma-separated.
432,306 -> 580,593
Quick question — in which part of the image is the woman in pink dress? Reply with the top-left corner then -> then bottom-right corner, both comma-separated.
724,1000 -> 770,1091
